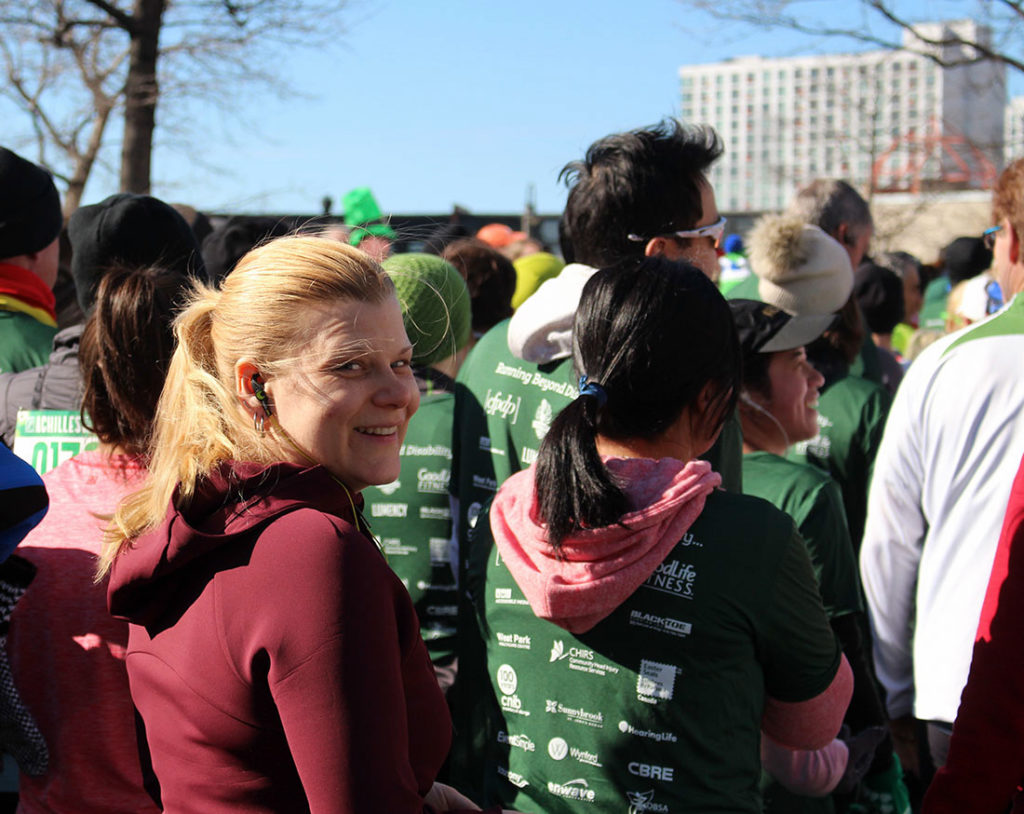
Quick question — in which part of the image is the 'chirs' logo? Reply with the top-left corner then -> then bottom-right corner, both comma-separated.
549,640 -> 619,676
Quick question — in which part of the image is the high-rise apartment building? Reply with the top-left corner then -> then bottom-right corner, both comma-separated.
1005,96 -> 1024,162
680,20 -> 1005,212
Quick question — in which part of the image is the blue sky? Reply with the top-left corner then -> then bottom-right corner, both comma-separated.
10,0 -> 1017,216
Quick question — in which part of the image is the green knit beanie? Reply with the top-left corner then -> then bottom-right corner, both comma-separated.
383,253 -> 471,366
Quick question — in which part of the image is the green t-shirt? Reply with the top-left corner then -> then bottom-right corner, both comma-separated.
723,271 -> 760,300
466,490 -> 841,813
451,322 -> 577,568
362,390 -> 458,664
742,451 -> 862,619
0,311 -> 55,374
848,330 -> 883,385
919,275 -> 951,330
787,374 -> 891,552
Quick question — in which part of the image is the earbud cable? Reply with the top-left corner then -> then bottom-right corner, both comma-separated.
268,415 -> 387,561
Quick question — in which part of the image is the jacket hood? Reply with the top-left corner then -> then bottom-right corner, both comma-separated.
53,323 -> 84,354
108,461 -> 359,625
506,263 -> 597,363
490,456 -> 720,633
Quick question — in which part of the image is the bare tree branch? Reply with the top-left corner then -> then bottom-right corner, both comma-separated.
0,0 -> 350,208
80,0 -> 133,31
681,0 -> 1024,73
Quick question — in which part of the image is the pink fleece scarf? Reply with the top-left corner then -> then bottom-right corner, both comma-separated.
490,456 -> 721,634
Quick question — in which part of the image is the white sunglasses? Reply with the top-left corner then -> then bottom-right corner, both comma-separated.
627,215 -> 728,247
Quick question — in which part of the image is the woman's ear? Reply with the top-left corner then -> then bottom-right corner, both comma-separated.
234,359 -> 262,415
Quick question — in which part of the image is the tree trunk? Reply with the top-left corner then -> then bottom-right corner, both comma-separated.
63,101 -> 116,218
119,0 -> 165,194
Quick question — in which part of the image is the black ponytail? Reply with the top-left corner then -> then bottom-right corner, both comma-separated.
535,256 -> 740,551
535,393 -> 630,552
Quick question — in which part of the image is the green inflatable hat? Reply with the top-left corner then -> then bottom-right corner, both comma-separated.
342,186 -> 397,246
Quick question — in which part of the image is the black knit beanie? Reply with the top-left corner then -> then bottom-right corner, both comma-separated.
201,216 -> 292,283
0,147 -> 62,259
68,193 -> 207,314
943,236 -> 992,285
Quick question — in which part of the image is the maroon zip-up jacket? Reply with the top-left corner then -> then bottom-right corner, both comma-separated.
108,461 -> 455,813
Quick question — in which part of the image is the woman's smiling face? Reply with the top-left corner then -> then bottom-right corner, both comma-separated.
267,296 -> 419,492
765,346 -> 825,445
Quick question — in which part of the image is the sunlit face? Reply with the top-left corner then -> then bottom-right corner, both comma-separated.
991,218 -> 1024,298
658,180 -> 721,279
764,347 -> 825,445
267,296 -> 419,492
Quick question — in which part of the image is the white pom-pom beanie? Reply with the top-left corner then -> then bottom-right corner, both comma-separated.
749,214 -> 853,316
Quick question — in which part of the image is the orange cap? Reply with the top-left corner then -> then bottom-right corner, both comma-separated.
476,222 -> 527,248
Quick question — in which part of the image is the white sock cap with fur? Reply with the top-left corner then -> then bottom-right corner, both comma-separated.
749,214 -> 853,315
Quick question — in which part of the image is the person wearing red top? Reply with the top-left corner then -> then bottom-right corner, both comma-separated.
103,236 -> 487,813
922,451 -> 1024,813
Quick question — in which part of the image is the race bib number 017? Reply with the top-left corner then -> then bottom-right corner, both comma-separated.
14,410 -> 98,475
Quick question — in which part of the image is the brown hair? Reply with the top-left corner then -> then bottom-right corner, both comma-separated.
441,238 -> 515,333
993,157 -> 1024,240
79,264 -> 184,456
808,296 -> 864,367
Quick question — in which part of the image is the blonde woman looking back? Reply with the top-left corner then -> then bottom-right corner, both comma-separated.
104,237 -> 483,813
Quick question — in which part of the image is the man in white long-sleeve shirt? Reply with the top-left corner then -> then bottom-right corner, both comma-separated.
861,157 -> 1024,772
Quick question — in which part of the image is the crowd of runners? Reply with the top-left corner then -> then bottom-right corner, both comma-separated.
0,119 -> 1022,813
